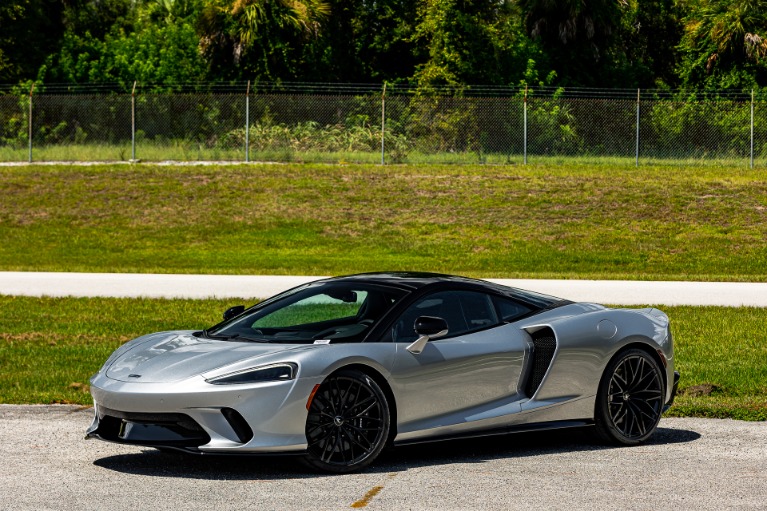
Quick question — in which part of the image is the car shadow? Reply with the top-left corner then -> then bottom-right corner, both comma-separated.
92,425 -> 701,479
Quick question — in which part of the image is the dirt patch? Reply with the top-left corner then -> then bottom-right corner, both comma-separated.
680,383 -> 722,397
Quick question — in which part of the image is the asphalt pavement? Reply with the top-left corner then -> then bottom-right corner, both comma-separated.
0,405 -> 764,510
2,272 -> 767,306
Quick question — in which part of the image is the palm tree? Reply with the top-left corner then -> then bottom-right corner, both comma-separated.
228,0 -> 329,43
515,0 -> 629,85
676,0 -> 767,87
198,0 -> 329,73
517,0 -> 626,48
682,0 -> 767,70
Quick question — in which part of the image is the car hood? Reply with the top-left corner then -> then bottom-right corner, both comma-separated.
105,331 -> 306,383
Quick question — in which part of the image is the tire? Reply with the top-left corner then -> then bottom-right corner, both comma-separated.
303,369 -> 390,473
594,348 -> 665,445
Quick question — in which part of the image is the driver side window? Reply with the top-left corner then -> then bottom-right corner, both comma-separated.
392,290 -> 499,343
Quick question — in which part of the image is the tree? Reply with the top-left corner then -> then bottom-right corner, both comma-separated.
677,0 -> 767,88
0,0 -> 65,83
39,0 -> 207,86
197,0 -> 330,80
412,0 -> 544,87
618,0 -> 684,88
517,0 -> 629,86
297,0 -> 422,82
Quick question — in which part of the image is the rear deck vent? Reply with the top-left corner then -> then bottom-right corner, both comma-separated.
525,331 -> 556,397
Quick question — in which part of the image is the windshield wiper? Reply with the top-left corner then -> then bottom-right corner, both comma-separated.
202,330 -> 274,343
233,334 -> 271,343
201,330 -> 232,340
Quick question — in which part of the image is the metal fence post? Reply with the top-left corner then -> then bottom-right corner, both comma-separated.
131,81 -> 137,161
28,83 -> 34,163
523,86 -> 528,165
381,83 -> 386,165
245,80 -> 251,163
750,89 -> 754,169
635,88 -> 640,167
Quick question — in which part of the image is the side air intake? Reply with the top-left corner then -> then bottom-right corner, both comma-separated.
525,329 -> 557,397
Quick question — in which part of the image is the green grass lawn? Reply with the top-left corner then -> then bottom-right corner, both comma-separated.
0,295 -> 764,420
1,162 -> 766,280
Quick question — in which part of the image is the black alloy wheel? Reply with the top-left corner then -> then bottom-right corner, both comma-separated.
304,369 -> 390,473
595,349 -> 665,445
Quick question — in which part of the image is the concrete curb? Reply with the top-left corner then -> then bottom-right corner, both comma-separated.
2,271 -> 766,306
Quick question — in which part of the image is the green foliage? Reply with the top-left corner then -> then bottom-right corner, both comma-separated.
0,0 -> 65,83
220,118 -> 410,160
518,0 -> 629,86
624,0 -> 684,88
60,0 -> 134,39
304,0 -> 421,82
0,93 -> 28,148
197,0 -> 330,80
412,0 -> 545,87
677,0 -> 767,89
39,5 -> 207,86
7,1 -> 767,96
645,97 -> 752,158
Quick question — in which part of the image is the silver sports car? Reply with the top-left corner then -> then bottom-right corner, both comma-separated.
87,272 -> 680,472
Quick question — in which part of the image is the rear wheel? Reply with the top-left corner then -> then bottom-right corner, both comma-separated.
303,369 -> 390,473
594,349 -> 664,445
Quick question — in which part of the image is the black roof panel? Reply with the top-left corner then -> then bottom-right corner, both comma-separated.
324,272 -> 565,308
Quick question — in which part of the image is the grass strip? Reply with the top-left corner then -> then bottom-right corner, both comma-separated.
0,295 -> 764,420
1,163 -> 766,280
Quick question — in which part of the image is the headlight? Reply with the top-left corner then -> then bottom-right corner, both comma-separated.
205,363 -> 297,385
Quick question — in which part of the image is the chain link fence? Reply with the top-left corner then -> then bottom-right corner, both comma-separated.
1,83 -> 766,166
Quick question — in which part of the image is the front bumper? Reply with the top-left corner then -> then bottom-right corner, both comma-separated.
86,406 -> 212,450
663,371 -> 681,411
87,372 -> 318,453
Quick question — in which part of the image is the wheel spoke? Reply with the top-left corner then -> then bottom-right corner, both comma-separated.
347,395 -> 375,415
350,400 -> 378,419
339,380 -> 353,410
612,371 -> 628,390
306,421 -> 333,437
331,379 -> 344,413
631,369 -> 657,392
610,402 -> 627,426
321,430 -> 341,463
627,401 -> 646,436
337,430 -> 347,464
313,428 -> 335,452
344,426 -> 374,452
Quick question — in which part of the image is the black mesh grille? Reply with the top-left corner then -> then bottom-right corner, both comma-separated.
525,333 -> 556,397
94,407 -> 210,447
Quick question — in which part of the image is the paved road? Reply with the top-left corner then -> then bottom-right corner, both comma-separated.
0,405 -> 764,510
2,272 -> 767,306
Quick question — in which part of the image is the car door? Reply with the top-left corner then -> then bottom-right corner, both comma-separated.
388,289 -> 530,440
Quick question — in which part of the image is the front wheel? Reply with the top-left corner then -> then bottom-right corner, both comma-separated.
303,369 -> 390,473
594,349 -> 665,445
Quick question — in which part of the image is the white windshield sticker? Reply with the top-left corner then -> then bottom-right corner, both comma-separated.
313,339 -> 331,345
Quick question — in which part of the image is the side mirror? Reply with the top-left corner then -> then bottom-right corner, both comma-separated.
407,316 -> 448,355
223,305 -> 245,320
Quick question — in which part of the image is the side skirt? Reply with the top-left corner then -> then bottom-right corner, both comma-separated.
392,419 -> 594,447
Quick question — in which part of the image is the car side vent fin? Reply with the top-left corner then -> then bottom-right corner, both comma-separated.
525,328 -> 557,398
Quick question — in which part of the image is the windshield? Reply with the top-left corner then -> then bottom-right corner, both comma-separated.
209,282 -> 407,343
